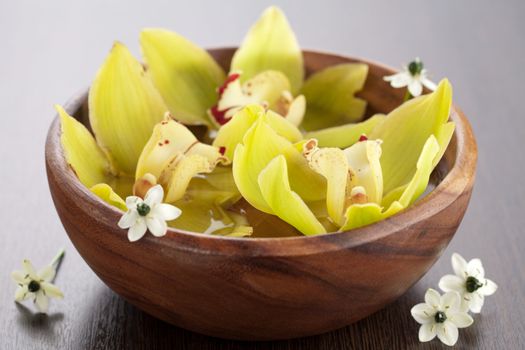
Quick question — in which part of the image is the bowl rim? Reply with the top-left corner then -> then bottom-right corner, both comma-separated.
46,49 -> 477,257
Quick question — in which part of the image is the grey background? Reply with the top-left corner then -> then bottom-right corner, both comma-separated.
1,0 -> 524,349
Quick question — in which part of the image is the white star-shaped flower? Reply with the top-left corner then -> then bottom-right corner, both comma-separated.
439,253 -> 498,313
118,184 -> 182,242
411,288 -> 473,346
384,57 -> 437,97
11,259 -> 64,313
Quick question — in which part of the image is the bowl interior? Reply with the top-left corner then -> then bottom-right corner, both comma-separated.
67,48 -> 461,239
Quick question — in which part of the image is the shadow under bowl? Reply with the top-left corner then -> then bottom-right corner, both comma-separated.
45,49 -> 477,340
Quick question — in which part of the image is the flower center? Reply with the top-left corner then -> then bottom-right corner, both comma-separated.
28,280 -> 40,293
408,60 -> 424,76
136,203 -> 151,216
466,276 -> 483,293
434,311 -> 447,323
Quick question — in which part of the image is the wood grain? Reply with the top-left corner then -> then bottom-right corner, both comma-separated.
45,50 -> 476,340
1,1 -> 524,349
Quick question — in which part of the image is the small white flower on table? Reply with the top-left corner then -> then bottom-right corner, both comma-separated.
118,184 -> 182,242
384,57 -> 437,97
411,288 -> 473,346
439,253 -> 498,313
11,255 -> 64,313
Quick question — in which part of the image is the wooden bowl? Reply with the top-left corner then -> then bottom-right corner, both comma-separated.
45,49 -> 477,340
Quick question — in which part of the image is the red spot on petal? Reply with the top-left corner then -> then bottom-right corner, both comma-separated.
219,146 -> 226,155
164,139 -> 170,144
210,105 -> 231,125
158,142 -> 163,146
161,121 -> 168,125
359,134 -> 368,142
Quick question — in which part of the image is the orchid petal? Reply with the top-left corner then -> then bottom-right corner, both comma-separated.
90,183 -> 127,211
231,6 -> 304,93
140,29 -> 226,125
344,140 -> 383,204
89,42 -> 168,174
305,114 -> 386,148
284,95 -> 306,126
258,156 -> 326,235
370,79 -> 453,193
300,63 -> 368,131
56,105 -> 113,188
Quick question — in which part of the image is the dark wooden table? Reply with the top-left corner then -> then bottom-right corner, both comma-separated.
1,1 -> 523,349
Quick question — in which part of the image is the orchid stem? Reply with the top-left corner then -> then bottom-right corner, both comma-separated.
50,248 -> 65,278
403,90 -> 413,101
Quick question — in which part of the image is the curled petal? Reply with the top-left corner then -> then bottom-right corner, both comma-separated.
300,63 -> 368,131
90,183 -> 127,211
127,219 -> 147,242
231,6 -> 304,93
140,29 -> 225,125
284,95 -> 306,126
370,79 -> 453,194
344,140 -> 383,204
304,145 -> 348,225
258,156 -> 326,236
305,114 -> 386,149
89,42 -> 167,174
164,154 -> 216,203
56,105 -> 113,188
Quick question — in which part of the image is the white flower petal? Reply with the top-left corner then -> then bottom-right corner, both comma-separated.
440,291 -> 460,311
408,79 -> 423,97
127,219 -> 147,242
449,311 -> 473,328
118,210 -> 139,229
125,196 -> 142,210
411,303 -> 435,324
11,270 -> 27,284
467,258 -> 485,279
38,265 -> 56,282
452,253 -> 468,278
480,278 -> 497,296
14,285 -> 29,301
439,274 -> 465,293
22,260 -> 38,280
425,288 -> 441,308
146,216 -> 167,237
384,72 -> 411,88
153,203 -> 182,221
437,321 -> 459,346
418,323 -> 437,342
41,282 -> 64,299
35,292 -> 49,313
421,76 -> 437,91
144,185 -> 164,206
469,292 -> 484,313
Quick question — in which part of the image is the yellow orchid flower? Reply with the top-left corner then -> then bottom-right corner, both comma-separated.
140,29 -> 226,126
135,115 -> 226,203
231,6 -> 304,93
89,42 -> 168,175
